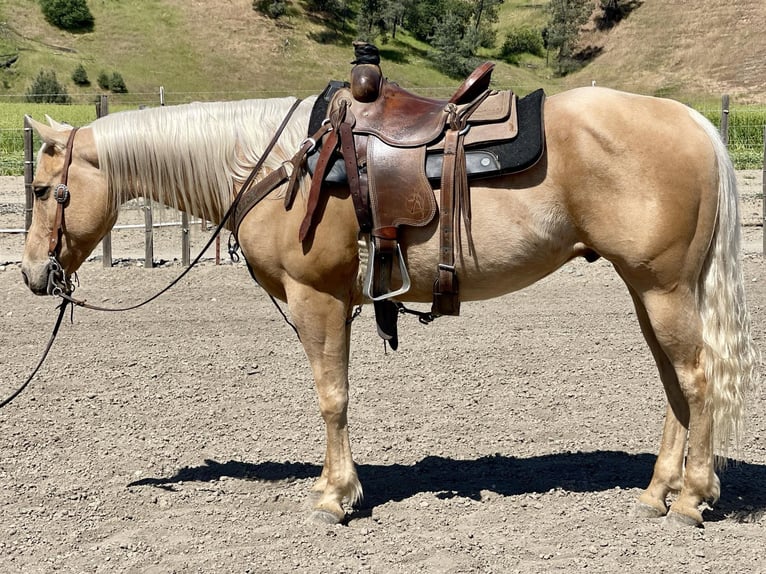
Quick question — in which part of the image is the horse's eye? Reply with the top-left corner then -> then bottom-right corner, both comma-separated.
33,185 -> 50,199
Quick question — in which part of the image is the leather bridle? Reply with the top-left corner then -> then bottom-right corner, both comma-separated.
53,98 -> 304,311
3,100 -> 304,408
1,128 -> 78,408
46,127 -> 78,296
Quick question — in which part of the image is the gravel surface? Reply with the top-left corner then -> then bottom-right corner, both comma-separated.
1,175 -> 765,573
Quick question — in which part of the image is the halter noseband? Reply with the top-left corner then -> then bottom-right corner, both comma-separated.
46,127 -> 79,295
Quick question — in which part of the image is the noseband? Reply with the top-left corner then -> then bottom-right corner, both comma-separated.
46,127 -> 78,295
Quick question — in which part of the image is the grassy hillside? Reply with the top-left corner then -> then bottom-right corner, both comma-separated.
3,0 -> 763,104
0,0 -> 563,105
567,0 -> 766,104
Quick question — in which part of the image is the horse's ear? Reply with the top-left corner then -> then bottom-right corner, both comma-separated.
25,115 -> 71,150
44,115 -> 73,130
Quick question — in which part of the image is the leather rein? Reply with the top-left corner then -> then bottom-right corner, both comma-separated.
52,98 -> 304,311
1,99 -> 304,408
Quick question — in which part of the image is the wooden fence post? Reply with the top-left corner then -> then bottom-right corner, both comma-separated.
720,94 -> 729,146
144,198 -> 154,268
23,116 -> 34,235
96,95 -> 113,267
181,211 -> 190,266
762,126 -> 765,258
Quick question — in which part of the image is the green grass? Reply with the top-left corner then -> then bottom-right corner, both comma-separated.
700,106 -> 766,170
2,100 -> 762,175
0,102 -> 128,175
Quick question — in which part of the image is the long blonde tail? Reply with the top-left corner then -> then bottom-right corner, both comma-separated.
689,108 -> 761,458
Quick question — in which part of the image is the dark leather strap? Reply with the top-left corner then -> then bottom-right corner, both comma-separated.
48,128 -> 79,257
432,127 -> 462,316
338,118 -> 371,232
233,165 -> 288,235
234,122 -> 332,236
299,128 -> 338,242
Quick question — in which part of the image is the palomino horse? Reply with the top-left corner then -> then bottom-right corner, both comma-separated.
21,87 -> 759,526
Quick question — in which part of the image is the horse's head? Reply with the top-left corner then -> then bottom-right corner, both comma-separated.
21,118 -> 113,295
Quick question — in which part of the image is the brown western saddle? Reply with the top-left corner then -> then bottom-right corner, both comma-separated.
233,43 -> 545,348
302,43 -> 534,342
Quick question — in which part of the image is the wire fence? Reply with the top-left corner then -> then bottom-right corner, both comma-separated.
1,89 -> 764,265
2,88 -> 765,175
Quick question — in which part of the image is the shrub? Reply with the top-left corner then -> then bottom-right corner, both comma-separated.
71,63 -> 90,86
97,71 -> 110,90
253,0 -> 287,18
96,70 -> 129,93
109,72 -> 128,93
500,27 -> 544,64
39,0 -> 95,32
25,70 -> 71,104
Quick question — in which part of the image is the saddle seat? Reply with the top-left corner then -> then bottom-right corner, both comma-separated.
347,61 -> 496,147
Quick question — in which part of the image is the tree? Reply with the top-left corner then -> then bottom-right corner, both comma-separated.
403,0 -> 438,41
356,0 -> 384,41
472,0 -> 503,47
596,0 -> 642,30
355,0 -> 409,42
109,72 -> 128,93
39,0 -> 94,32
253,0 -> 288,19
546,0 -> 592,74
71,63 -> 90,86
96,70 -> 128,93
381,0 -> 408,39
25,70 -> 71,104
97,71 -> 110,90
429,10 -> 481,78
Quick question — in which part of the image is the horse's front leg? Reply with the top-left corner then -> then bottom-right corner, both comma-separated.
285,279 -> 361,523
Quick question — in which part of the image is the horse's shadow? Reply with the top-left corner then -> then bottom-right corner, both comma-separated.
128,451 -> 766,523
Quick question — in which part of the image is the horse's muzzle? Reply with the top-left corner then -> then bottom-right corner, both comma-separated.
20,257 -> 68,296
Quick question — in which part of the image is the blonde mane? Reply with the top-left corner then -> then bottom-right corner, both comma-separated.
90,96 -> 316,221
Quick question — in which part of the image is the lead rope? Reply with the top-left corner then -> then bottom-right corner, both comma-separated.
56,98 -> 304,312
0,300 -> 70,409
3,100 -> 304,407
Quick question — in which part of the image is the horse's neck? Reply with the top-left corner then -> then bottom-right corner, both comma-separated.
112,141 -> 238,226
126,184 -> 230,224
100,97 -> 314,226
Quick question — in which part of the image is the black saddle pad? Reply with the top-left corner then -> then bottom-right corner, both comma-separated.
306,85 -> 546,183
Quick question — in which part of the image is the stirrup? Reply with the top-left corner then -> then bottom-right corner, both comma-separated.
363,240 -> 411,301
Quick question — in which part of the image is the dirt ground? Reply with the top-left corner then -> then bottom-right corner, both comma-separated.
1,174 -> 765,573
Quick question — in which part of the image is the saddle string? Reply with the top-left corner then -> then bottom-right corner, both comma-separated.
56,98 -> 304,312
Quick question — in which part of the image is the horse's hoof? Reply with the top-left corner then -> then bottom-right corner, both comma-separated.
309,509 -> 344,525
665,510 -> 703,528
632,501 -> 666,519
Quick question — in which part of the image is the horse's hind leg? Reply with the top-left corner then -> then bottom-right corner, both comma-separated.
626,286 -> 718,525
284,279 -> 361,524
626,287 -> 686,517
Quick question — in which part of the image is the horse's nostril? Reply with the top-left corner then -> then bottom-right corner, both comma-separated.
21,270 -> 29,287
